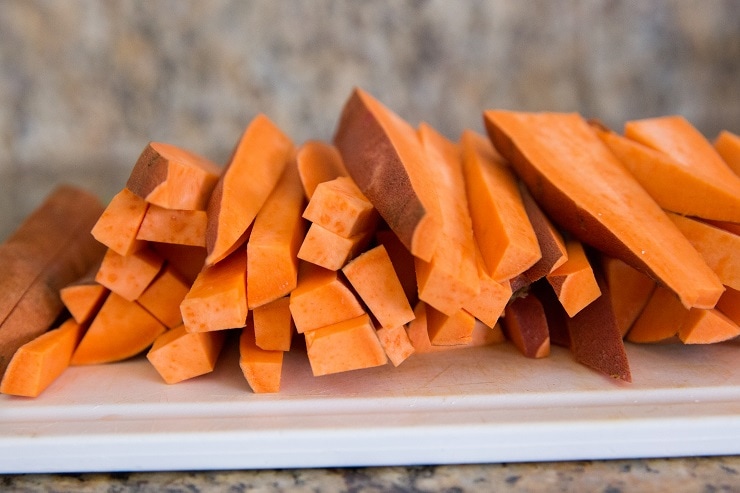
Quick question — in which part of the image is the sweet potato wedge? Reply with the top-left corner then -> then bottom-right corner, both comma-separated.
252,296 -> 294,352
375,325 -> 415,367
147,325 -> 226,384
95,247 -> 164,302
546,240 -> 602,317
297,223 -> 372,271
484,110 -> 724,309
136,205 -> 208,247
714,130 -> 740,176
333,88 -> 442,262
239,321 -> 283,393
302,176 -> 377,238
60,263 -> 108,325
601,256 -> 656,337
503,294 -> 550,358
295,140 -> 348,199
137,265 -> 191,329
90,188 -> 148,256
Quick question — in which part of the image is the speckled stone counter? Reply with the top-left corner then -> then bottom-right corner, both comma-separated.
3,457 -> 740,492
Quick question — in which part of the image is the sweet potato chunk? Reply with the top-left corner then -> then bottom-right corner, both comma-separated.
147,325 -> 226,384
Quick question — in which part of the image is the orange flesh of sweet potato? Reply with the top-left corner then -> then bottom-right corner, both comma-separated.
252,296 -> 294,352
247,158 -> 307,309
136,206 -> 207,247
288,262 -> 365,334
601,256 -> 656,337
546,240 -> 602,317
0,318 -> 85,397
461,130 -> 542,282
624,116 -> 740,223
150,243 -> 207,285
126,141 -> 221,211
509,183 -> 568,292
137,265 -> 191,329
414,123 -> 480,314
297,223 -> 372,271
375,325 -> 415,367
625,286 -> 685,343
342,245 -> 415,329
206,114 -> 294,265
716,286 -> 740,325
667,213 -> 740,291
678,308 -> 740,345
597,127 -> 740,222
59,262 -> 108,325
484,110 -> 724,310
503,294 -> 550,359
375,229 -> 419,306
302,176 -> 378,238
180,248 -> 248,333
239,321 -> 283,393
295,140 -> 348,199
333,88 -> 442,262
91,188 -> 148,256
714,130 -> 740,176
71,292 -> 166,365
462,244 -> 512,328
0,185 -> 105,376
147,325 -> 226,384
426,305 -> 476,346
95,247 -> 164,302
304,313 -> 387,377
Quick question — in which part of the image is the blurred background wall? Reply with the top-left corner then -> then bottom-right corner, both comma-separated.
0,0 -> 738,238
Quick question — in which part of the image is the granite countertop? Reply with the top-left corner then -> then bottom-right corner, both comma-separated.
3,457 -> 740,492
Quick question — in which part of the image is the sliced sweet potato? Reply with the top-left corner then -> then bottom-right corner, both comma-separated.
546,240 -> 602,317
147,325 -> 226,384
60,263 -> 108,325
136,205 -> 207,247
342,245 -> 415,329
626,286 -> 685,343
597,126 -> 740,221
288,262 -> 365,334
678,308 -> 740,345
461,130 -> 541,282
462,244 -> 512,328
206,114 -> 294,265
137,265 -> 191,329
302,176 -> 378,238
601,256 -> 656,337
624,116 -> 740,222
0,185 -> 105,376
295,140 -> 348,199
503,294 -> 550,358
716,286 -> 740,326
71,293 -> 166,365
414,123 -> 480,314
667,213 -> 740,291
304,313 -> 387,377
375,325 -> 415,367
714,130 -> 740,176
180,248 -> 248,333
0,318 -> 85,397
297,223 -> 372,271
239,322 -> 283,393
426,305 -> 476,346
90,188 -> 148,256
374,229 -> 418,306
333,88 -> 442,262
150,242 -> 207,285
127,142 -> 221,211
247,157 -> 306,309
95,247 -> 164,302
252,296 -> 293,352
484,110 -> 724,310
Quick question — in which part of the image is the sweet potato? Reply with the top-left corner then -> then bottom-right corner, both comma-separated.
206,114 -> 294,265
626,286 -> 685,343
414,123 -> 479,314
252,296 -> 294,352
426,305 -> 476,346
0,318 -> 85,397
60,263 -> 108,325
297,223 -> 372,271
503,294 -> 550,358
295,140 -> 348,199
180,248 -> 248,333
461,130 -> 541,282
601,256 -> 656,337
484,110 -> 724,310
341,245 -> 415,329
239,321 -> 283,393
137,265 -> 191,329
150,242 -> 207,285
678,309 -> 740,344
597,126 -> 740,222
126,142 -> 221,211
136,206 -> 208,247
147,325 -> 226,384
95,247 -> 164,302
375,325 -> 415,367
90,188 -> 148,256
71,293 -> 166,365
0,185 -> 105,376
462,244 -> 512,328
716,286 -> 740,325
546,240 -> 602,317
667,213 -> 740,291
333,88 -> 442,262
247,157 -> 306,309
288,262 -> 365,334
624,116 -> 740,222
714,130 -> 740,176
304,313 -> 387,376
302,176 -> 377,238
375,229 -> 419,306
